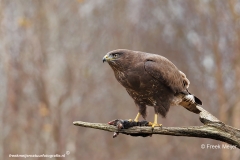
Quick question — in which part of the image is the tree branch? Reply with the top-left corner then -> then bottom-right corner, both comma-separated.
73,106 -> 240,149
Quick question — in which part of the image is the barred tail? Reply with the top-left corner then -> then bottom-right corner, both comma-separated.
179,94 -> 202,114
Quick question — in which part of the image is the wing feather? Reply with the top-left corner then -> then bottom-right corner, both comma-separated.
144,55 -> 185,93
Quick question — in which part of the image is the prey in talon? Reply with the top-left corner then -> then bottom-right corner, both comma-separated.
103,49 -> 202,130
108,119 -> 152,138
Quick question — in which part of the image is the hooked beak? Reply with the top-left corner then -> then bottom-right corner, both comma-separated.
103,54 -> 111,63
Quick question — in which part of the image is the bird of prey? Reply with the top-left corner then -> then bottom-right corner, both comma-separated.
103,49 -> 202,128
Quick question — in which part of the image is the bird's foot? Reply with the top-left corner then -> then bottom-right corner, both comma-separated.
148,122 -> 162,128
128,112 -> 141,122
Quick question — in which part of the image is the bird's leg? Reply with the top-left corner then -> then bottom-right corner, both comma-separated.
129,112 -> 140,122
134,112 -> 140,122
148,114 -> 162,128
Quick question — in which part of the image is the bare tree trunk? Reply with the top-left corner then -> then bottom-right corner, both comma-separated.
228,1 -> 240,159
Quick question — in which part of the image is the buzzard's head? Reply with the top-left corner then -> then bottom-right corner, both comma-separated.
103,49 -> 134,70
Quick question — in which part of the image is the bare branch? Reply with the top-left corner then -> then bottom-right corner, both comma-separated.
73,106 -> 240,149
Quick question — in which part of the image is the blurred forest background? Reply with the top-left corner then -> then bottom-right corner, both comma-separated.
0,0 -> 239,160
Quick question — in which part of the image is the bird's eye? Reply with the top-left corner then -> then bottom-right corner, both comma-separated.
113,54 -> 118,58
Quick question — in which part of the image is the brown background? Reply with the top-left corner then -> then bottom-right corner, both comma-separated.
0,0 -> 239,159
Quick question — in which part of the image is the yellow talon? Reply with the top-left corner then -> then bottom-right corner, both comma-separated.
149,114 -> 162,128
148,122 -> 162,128
129,112 -> 141,122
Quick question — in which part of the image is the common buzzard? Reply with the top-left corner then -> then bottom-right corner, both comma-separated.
103,49 -> 202,128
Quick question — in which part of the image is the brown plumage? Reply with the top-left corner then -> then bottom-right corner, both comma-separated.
103,49 -> 202,126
